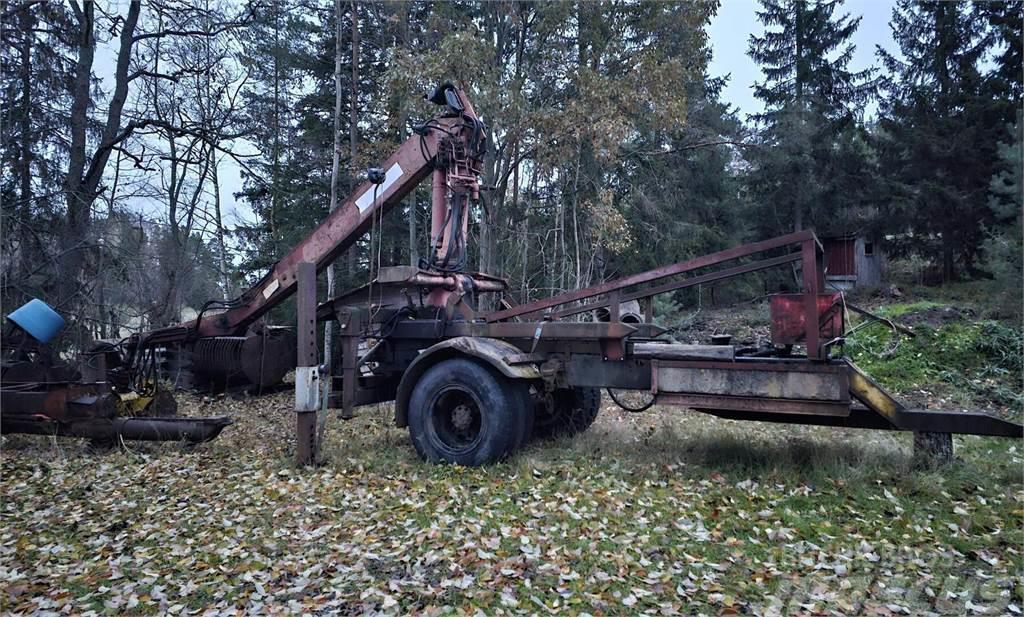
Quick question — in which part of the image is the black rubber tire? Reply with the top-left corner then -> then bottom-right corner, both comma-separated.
532,387 -> 601,440
509,383 -> 536,454
408,358 -> 532,465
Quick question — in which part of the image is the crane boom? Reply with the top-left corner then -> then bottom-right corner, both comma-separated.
203,125 -> 442,336
114,84 -> 488,392
139,84 -> 486,344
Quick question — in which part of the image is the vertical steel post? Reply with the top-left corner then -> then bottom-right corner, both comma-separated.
430,168 -> 447,261
644,296 -> 653,324
295,262 -> 319,466
608,290 -> 621,322
338,309 -> 359,420
801,237 -> 822,360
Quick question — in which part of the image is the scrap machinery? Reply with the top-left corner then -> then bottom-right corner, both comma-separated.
3,84 -> 1020,461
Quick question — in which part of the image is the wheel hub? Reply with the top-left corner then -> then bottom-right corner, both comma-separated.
543,392 -> 556,414
452,403 -> 474,431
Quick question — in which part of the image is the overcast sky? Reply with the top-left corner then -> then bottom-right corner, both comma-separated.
709,0 -> 898,120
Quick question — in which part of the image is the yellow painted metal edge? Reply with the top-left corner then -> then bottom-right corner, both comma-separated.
845,360 -> 904,425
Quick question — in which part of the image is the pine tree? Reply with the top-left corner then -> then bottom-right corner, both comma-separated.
745,0 -> 875,238
0,2 -> 79,307
876,0 -> 1002,280
983,118 -> 1022,289
235,4 -> 316,279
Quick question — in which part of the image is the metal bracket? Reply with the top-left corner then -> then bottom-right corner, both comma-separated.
295,366 -> 320,412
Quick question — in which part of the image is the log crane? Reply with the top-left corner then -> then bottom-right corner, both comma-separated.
5,84 -> 1020,460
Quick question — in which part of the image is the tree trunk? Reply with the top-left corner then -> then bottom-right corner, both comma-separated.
61,1 -> 97,311
211,152 -> 230,299
346,0 -> 360,280
16,5 -> 34,291
319,0 -> 348,453
18,5 -> 32,216
62,0 -> 141,312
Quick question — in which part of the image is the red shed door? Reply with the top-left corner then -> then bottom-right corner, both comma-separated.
825,238 -> 855,276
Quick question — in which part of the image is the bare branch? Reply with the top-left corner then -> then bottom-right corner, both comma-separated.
128,69 -> 181,83
1,0 -> 45,21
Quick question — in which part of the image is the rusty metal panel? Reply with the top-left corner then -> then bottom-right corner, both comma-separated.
631,343 -> 734,361
658,393 -> 851,416
770,293 -> 843,346
654,364 -> 849,402
564,356 -> 652,390
823,237 -> 856,276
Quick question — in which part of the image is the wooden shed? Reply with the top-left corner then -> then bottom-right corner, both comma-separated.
822,235 -> 883,290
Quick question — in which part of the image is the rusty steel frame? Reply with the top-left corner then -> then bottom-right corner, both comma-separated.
1,415 -> 231,442
693,403 -> 1022,438
198,116 -> 467,337
656,393 -> 853,416
543,252 -> 802,320
487,229 -> 818,318
131,87 -> 488,351
485,230 -> 828,359
0,381 -> 232,443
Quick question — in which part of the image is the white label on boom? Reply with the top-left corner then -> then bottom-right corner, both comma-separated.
354,162 -> 404,214
262,277 -> 280,299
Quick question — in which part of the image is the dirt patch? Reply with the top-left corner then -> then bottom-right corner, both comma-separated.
666,304 -> 772,347
899,306 -> 975,328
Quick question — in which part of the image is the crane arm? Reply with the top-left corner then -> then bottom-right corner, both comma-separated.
179,85 -> 486,339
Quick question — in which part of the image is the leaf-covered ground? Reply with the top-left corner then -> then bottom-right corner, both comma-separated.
3,392 -> 1021,616
2,296 -> 1022,615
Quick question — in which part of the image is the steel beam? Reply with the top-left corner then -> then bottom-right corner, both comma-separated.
658,393 -> 851,416
545,252 -> 802,320
801,237 -> 824,359
487,230 -> 818,322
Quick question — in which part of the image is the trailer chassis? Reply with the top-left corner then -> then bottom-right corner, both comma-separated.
301,229 -> 1022,466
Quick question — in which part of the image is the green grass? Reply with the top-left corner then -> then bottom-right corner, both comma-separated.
870,299 -> 947,319
845,303 -> 1023,413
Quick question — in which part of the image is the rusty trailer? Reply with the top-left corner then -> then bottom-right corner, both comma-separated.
305,228 -> 1022,466
37,84 -> 1017,463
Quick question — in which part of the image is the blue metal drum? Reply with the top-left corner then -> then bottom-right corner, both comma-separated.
6,299 -> 66,344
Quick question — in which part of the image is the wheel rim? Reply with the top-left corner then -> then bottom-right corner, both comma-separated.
533,390 -> 560,429
427,386 -> 484,454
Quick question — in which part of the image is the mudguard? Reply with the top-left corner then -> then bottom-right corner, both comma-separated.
394,336 -> 540,427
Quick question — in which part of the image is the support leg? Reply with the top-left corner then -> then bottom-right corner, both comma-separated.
340,334 -> 357,420
913,431 -> 954,468
295,261 -> 319,466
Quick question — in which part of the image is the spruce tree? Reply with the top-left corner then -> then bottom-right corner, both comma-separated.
876,0 -> 1002,280
745,0 -> 875,237
234,4 -> 316,277
0,2 -> 79,307
984,119 -> 1022,289
978,0 -> 1023,107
